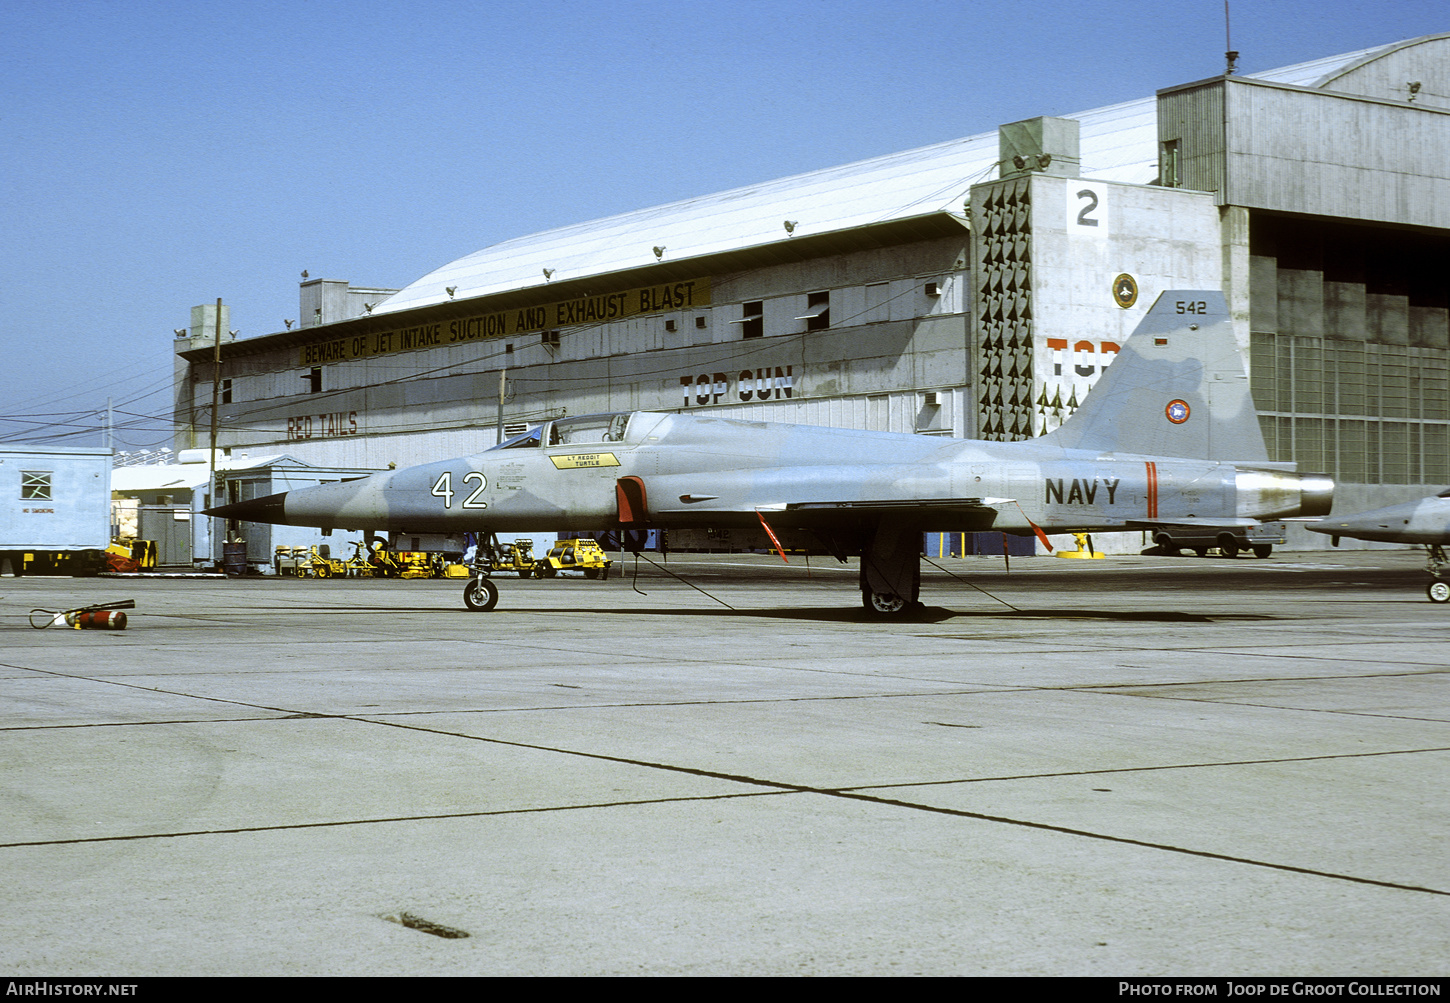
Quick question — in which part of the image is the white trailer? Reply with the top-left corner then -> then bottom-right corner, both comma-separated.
0,446 -> 111,575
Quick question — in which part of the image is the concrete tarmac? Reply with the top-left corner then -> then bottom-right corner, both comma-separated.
1,551 -> 1447,976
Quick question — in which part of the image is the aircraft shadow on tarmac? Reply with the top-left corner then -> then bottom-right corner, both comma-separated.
509,605 -> 1270,624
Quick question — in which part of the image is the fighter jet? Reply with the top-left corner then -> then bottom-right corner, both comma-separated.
206,290 -> 1333,616
1307,492 -> 1450,602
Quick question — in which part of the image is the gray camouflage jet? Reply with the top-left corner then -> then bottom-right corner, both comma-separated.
207,290 -> 1334,616
1307,492 -> 1450,602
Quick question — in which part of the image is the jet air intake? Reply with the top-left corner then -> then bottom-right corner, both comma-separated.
1235,469 -> 1334,521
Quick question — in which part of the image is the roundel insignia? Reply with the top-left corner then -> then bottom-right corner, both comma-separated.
1166,399 -> 1190,424
1112,273 -> 1138,308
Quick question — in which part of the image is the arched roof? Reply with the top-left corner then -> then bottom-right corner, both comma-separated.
373,35 -> 1441,317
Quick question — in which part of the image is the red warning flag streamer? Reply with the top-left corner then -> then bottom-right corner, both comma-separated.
755,509 -> 790,564
1014,502 -> 1054,551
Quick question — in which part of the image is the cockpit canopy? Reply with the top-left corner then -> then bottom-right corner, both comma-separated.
490,412 -> 634,450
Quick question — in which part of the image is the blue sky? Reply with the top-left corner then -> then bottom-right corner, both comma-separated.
2,0 -> 1444,452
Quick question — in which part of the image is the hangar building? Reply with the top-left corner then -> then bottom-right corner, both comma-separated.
175,33 -> 1450,551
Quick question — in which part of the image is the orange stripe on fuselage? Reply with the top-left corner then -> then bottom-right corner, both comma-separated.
1146,461 -> 1158,520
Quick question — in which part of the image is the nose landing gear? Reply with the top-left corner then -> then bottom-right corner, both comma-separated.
463,575 -> 499,611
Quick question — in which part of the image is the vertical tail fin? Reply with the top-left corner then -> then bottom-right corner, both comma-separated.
1046,290 -> 1269,462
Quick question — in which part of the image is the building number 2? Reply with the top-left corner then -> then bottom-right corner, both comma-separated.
1075,189 -> 1099,227
431,470 -> 488,509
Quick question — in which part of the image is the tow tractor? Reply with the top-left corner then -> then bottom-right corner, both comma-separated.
534,538 -> 613,579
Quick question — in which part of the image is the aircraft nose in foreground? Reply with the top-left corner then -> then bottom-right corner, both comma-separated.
206,492 -> 288,524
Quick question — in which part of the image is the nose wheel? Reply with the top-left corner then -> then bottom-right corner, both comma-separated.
463,576 -> 499,611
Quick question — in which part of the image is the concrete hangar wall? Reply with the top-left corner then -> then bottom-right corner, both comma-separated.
175,33 -> 1450,548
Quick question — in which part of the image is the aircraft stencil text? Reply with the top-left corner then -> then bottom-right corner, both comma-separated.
1045,477 -> 1120,505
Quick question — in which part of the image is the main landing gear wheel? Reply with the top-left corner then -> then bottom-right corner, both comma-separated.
463,576 -> 499,611
1427,581 -> 1450,603
862,589 -> 913,618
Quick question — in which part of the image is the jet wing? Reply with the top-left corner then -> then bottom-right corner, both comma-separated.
1123,517 -> 1263,529
785,497 -> 1012,514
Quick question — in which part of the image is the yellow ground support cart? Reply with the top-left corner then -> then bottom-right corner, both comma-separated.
534,538 -> 613,579
499,538 -> 538,577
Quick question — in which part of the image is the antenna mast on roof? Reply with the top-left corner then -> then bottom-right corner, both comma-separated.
1224,1 -> 1239,75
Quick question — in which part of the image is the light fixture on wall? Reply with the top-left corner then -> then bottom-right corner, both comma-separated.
783,220 -> 798,236
652,246 -> 666,260
543,268 -> 555,280
446,286 -> 457,298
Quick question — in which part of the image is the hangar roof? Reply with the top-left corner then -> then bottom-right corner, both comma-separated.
372,36 -> 1437,318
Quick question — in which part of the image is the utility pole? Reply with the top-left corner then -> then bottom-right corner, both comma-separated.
209,298 -> 223,548
496,362 -> 506,444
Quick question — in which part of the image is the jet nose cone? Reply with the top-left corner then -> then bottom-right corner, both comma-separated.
202,491 -> 289,522
1308,514 -> 1388,534
1305,502 -> 1412,542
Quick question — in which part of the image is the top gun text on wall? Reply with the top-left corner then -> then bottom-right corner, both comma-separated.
1046,339 -> 1120,377
681,367 -> 794,406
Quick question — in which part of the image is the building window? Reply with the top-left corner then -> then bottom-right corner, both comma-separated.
740,301 -> 763,339
221,379 -> 233,404
865,282 -> 889,323
20,471 -> 51,500
302,368 -> 322,394
799,291 -> 830,331
1159,139 -> 1180,188
541,330 -> 560,349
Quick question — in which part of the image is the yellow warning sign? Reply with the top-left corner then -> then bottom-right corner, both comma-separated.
549,452 -> 621,469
